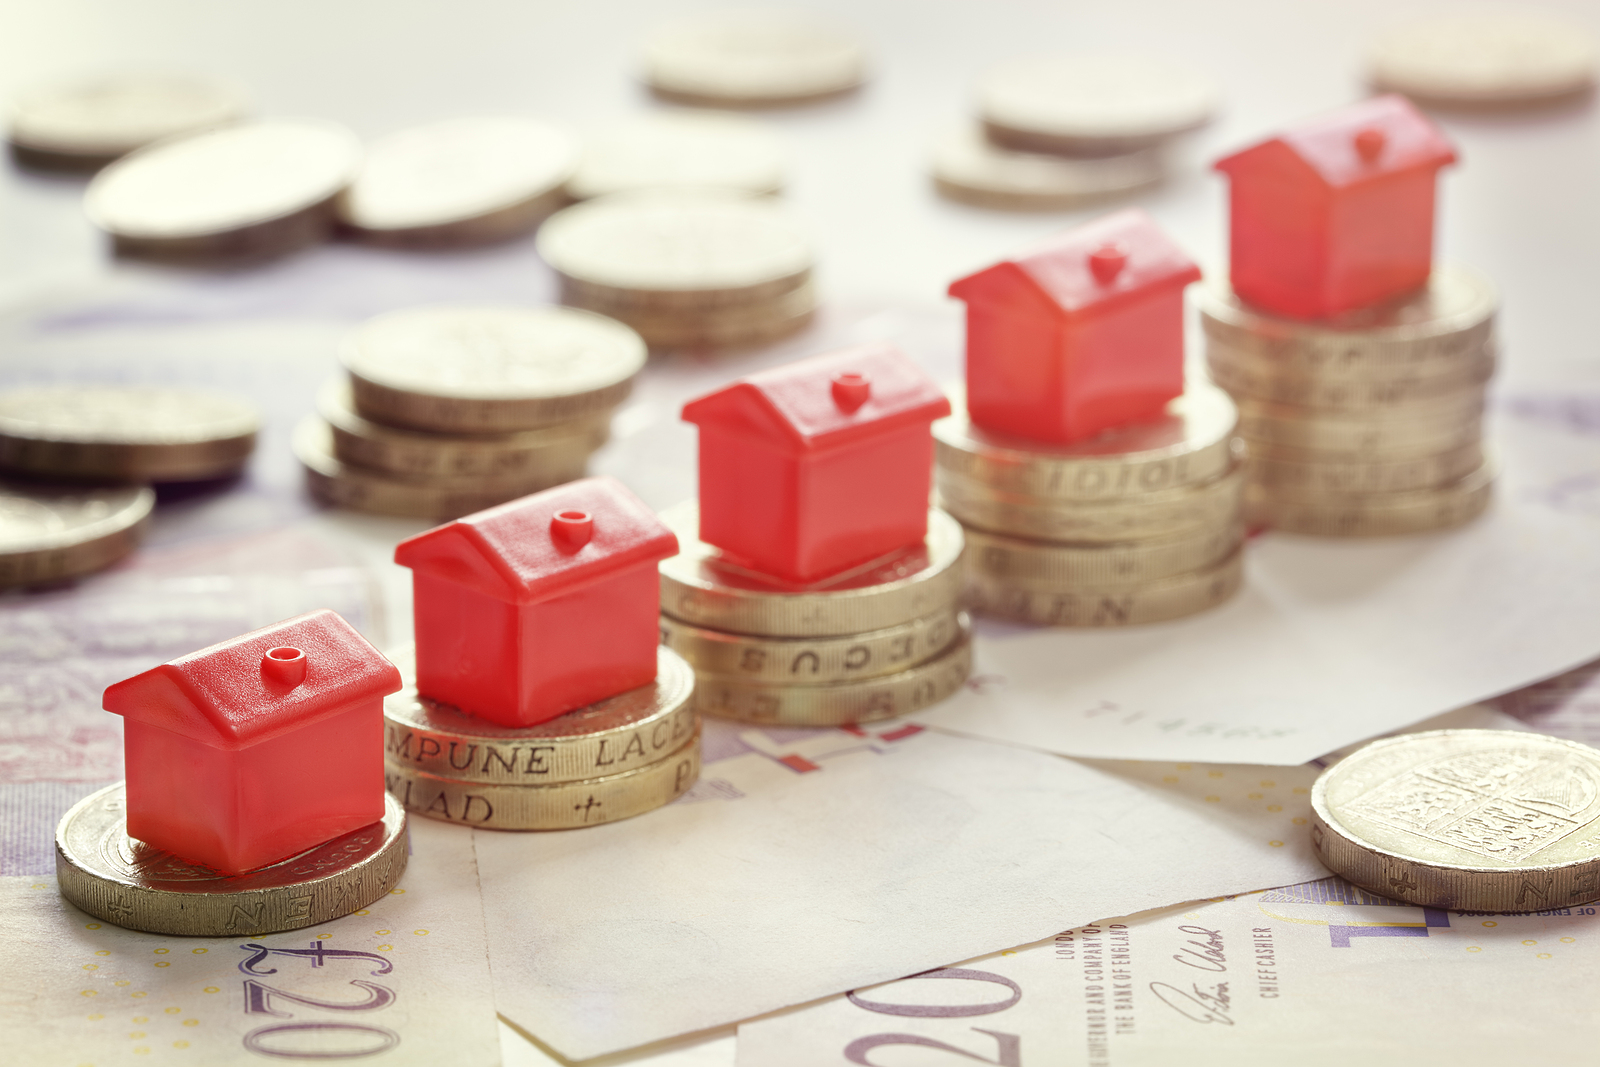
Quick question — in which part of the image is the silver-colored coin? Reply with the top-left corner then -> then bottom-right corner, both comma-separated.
934,383 -> 1239,502
963,519 -> 1241,586
640,10 -> 868,105
8,72 -> 247,168
565,279 -> 817,350
1246,462 -> 1493,537
1368,13 -> 1598,105
966,547 -> 1243,627
85,118 -> 361,260
659,502 -> 966,638
385,727 -> 700,831
342,305 -> 644,434
979,54 -> 1219,156
383,644 -> 696,786
295,417 -> 584,520
0,481 -> 152,587
660,608 -> 963,684
1249,441 -> 1485,495
568,111 -> 785,200
538,190 -> 812,296
692,628 -> 972,727
1198,268 -> 1498,381
318,379 -> 605,481
1207,352 -> 1494,410
56,783 -> 407,936
930,124 -> 1163,210
0,386 -> 258,481
1311,729 -> 1600,911
937,461 -> 1245,543
1235,396 -> 1484,455
338,116 -> 577,247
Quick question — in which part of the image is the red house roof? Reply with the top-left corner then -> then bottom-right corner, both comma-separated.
1214,93 -> 1456,190
948,208 -> 1201,318
681,342 -> 950,451
102,609 -> 400,750
394,476 -> 678,605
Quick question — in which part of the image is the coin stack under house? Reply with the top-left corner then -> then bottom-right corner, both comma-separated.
379,645 -> 702,832
934,384 -> 1246,626
297,305 -> 645,520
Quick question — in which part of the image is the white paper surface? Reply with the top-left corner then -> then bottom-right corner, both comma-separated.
1,819 -> 500,1066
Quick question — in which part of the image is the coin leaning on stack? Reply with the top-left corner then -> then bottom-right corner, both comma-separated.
934,383 -> 1246,626
297,305 -> 644,520
1200,266 -> 1497,536
537,189 -> 815,350
658,502 -> 972,727
381,646 -> 701,831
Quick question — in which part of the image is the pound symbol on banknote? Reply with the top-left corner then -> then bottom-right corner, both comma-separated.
239,942 -> 395,976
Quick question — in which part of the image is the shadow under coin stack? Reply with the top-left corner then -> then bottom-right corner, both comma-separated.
935,385 -> 1245,626
383,477 -> 701,830
1207,96 -> 1495,537
659,344 -> 972,727
297,305 -> 645,520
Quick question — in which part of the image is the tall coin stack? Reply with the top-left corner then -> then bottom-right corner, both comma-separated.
297,305 -> 645,520
380,646 -> 701,831
934,384 -> 1246,626
1200,266 -> 1497,536
657,503 -> 972,727
537,189 -> 815,350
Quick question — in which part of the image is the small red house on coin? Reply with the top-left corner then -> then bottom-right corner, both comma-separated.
948,208 -> 1201,445
682,343 -> 950,583
102,609 -> 401,876
394,476 -> 677,728
1214,93 -> 1457,319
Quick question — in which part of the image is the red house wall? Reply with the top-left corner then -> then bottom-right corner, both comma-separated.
1326,170 -> 1437,313
1227,153 -> 1332,319
965,297 -> 1065,442
124,704 -> 383,875
413,573 -> 520,720
1068,290 -> 1188,438
697,426 -> 800,575
516,562 -> 662,719
797,427 -> 934,580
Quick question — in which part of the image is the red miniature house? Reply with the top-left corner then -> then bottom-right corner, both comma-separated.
394,476 -> 677,728
682,343 -> 950,583
1214,93 -> 1457,319
948,208 -> 1201,445
102,610 -> 401,876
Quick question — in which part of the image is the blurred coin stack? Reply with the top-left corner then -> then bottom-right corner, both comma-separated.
538,189 -> 815,350
1200,266 -> 1497,536
296,305 -> 645,520
934,384 -> 1246,626
0,385 -> 258,586
381,645 -> 702,830
657,503 -> 971,727
932,55 -> 1218,210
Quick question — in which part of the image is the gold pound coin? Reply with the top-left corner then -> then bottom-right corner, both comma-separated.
384,645 -> 696,785
934,384 -> 1239,502
964,520 -> 1241,585
640,11 -> 867,106
0,481 -> 153,587
692,628 -> 972,727
1235,399 -> 1484,455
385,727 -> 700,831
965,548 -> 1243,627
1198,268 -> 1498,381
567,111 -> 785,200
1249,442 -> 1485,495
1311,730 -> 1600,911
1368,14 -> 1597,107
1207,353 -> 1494,410
660,608 -> 963,684
56,784 -> 407,936
567,279 -> 817,350
929,125 -> 1162,211
936,461 -> 1245,542
659,502 -> 966,638
0,386 -> 258,482
9,72 -> 247,170
1246,463 -> 1494,537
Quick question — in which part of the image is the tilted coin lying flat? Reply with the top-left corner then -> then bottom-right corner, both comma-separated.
8,72 -> 247,170
1368,13 -> 1598,106
568,111 -> 785,200
930,125 -> 1163,211
0,480 -> 153,587
1312,729 -> 1600,911
640,10 -> 868,105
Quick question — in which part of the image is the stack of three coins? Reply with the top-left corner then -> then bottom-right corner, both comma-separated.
657,503 -> 973,728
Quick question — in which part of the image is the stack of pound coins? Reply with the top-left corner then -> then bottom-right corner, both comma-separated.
932,55 -> 1218,210
1200,266 -> 1497,536
657,502 -> 972,727
381,645 -> 701,831
537,189 -> 815,350
934,382 -> 1246,627
296,304 -> 644,520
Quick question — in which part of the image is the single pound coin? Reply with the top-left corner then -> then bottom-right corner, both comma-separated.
1311,729 -> 1600,911
640,10 -> 868,106
0,481 -> 153,587
568,111 -> 785,200
9,72 -> 247,170
1368,13 -> 1598,106
930,125 -> 1164,210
